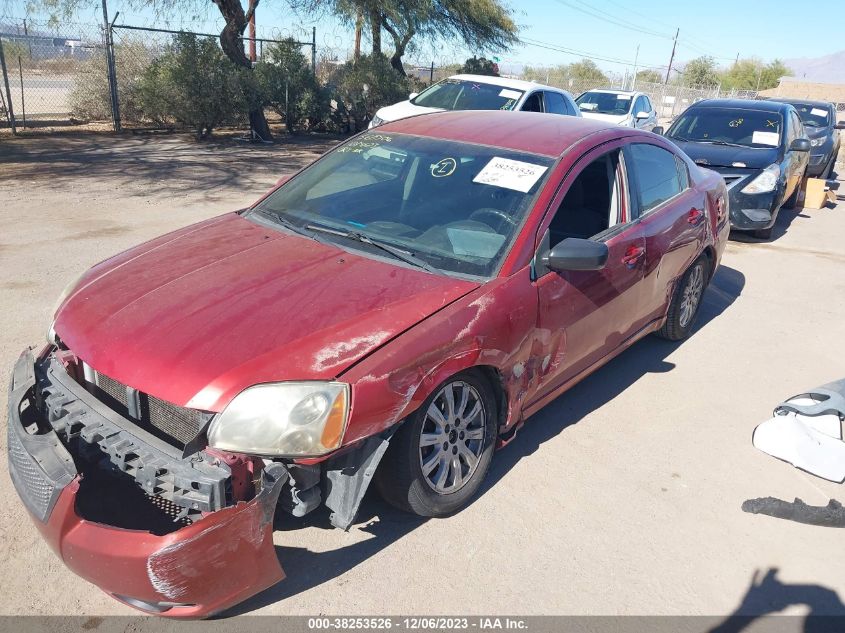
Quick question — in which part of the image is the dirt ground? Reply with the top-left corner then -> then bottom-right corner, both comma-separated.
1,132 -> 844,624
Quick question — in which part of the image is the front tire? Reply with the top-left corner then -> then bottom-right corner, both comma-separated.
376,371 -> 498,517
656,257 -> 708,341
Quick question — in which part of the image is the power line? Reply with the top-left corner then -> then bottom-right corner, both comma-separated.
520,36 -> 668,70
551,0 -> 672,40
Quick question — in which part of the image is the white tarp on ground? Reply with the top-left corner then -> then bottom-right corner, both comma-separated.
752,397 -> 845,483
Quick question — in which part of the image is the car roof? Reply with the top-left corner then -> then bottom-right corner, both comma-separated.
687,98 -> 794,113
580,89 -> 641,96
449,74 -> 569,95
376,110 -> 636,157
766,97 -> 834,109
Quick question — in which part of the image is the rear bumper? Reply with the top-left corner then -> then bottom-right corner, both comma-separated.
7,348 -> 287,618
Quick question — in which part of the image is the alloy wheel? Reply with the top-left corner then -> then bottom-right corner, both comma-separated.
679,264 -> 705,327
418,381 -> 486,494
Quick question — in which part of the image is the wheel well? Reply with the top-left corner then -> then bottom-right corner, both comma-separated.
469,365 -> 508,431
701,246 -> 715,280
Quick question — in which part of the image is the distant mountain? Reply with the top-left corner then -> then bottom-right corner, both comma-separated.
783,50 -> 845,84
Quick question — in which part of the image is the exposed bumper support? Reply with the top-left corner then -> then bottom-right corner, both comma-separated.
7,349 -> 288,617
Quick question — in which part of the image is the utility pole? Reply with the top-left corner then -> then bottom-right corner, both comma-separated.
248,0 -> 256,63
734,52 -> 739,67
631,44 -> 640,90
664,28 -> 678,85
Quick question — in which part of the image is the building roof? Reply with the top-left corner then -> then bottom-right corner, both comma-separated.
758,78 -> 845,104
378,110 -> 633,157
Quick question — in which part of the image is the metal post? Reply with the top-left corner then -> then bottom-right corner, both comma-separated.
17,55 -> 25,128
0,37 -> 16,134
311,26 -> 316,72
101,0 -> 121,132
664,28 -> 678,85
430,61 -> 434,84
631,44 -> 639,90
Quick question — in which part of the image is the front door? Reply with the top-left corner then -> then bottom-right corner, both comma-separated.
531,144 -> 647,398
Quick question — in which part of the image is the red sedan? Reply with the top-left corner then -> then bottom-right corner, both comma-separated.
8,111 -> 729,616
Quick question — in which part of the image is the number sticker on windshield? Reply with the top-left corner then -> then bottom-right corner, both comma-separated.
473,157 -> 548,193
752,131 -> 779,146
431,158 -> 457,177
811,108 -> 827,117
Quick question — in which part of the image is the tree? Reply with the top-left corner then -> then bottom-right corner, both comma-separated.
461,55 -> 498,76
568,59 -> 607,84
29,0 -> 297,140
332,0 -> 517,75
635,69 -> 662,84
681,55 -> 719,88
719,58 -> 792,91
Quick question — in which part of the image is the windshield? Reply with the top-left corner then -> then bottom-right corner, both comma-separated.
411,78 -> 523,111
667,108 -> 783,148
251,132 -> 553,278
575,91 -> 633,115
789,103 -> 831,128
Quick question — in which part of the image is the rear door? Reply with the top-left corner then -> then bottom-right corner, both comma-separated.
531,142 -> 647,397
624,142 -> 706,324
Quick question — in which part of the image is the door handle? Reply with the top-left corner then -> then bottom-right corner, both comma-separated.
621,245 -> 645,268
687,208 -> 705,226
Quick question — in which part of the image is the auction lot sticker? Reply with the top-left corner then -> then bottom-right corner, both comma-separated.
473,157 -> 548,193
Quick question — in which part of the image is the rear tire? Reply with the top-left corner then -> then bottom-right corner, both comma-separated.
376,371 -> 498,517
656,257 -> 708,341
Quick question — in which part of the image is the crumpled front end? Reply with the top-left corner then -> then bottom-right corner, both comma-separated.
7,348 -> 287,618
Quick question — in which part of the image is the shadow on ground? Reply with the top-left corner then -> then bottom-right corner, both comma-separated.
227,264 -> 746,616
709,568 -> 845,633
0,132 -> 344,200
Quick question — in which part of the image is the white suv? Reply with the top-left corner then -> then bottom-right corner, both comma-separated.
369,74 -> 581,128
575,89 -> 660,132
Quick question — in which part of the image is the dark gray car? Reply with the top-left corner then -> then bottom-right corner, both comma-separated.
768,98 -> 843,179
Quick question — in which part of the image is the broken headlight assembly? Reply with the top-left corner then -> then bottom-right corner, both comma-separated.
740,164 -> 780,194
207,382 -> 350,457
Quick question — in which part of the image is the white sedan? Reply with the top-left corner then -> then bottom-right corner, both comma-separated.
369,74 -> 581,128
575,89 -> 661,133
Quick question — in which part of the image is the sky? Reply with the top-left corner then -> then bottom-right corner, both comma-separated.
3,0 -> 842,75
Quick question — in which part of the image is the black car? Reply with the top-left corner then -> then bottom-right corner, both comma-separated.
665,99 -> 810,239
768,98 -> 843,179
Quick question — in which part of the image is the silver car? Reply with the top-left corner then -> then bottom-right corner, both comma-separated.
575,89 -> 660,132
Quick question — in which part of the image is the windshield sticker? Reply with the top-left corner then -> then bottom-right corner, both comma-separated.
811,108 -> 827,117
431,157 -> 457,177
579,102 -> 597,110
616,94 -> 632,100
499,88 -> 522,100
728,118 -> 744,128
447,228 -> 506,258
473,157 -> 548,193
765,119 -> 778,128
500,99 -> 515,110
752,131 -> 779,146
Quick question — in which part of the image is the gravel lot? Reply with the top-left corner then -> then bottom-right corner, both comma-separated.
1,132 -> 844,624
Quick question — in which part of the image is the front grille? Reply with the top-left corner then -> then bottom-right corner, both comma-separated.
7,420 -> 57,522
87,367 -> 204,448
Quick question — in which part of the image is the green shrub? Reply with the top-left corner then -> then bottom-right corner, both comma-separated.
137,33 -> 251,138
326,54 -> 414,133
255,39 -> 328,133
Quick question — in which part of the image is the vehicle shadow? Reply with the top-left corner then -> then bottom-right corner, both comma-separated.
730,204 -> 807,244
226,264 -> 745,616
708,568 -> 845,633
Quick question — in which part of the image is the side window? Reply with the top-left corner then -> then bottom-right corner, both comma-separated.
626,143 -> 683,216
675,155 -> 690,190
544,92 -> 567,115
547,150 -> 624,246
643,96 -> 653,112
784,112 -> 797,145
634,96 -> 646,115
792,112 -> 805,139
521,92 -> 544,113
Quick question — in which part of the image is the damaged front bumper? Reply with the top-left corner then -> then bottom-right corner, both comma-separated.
7,348 -> 288,618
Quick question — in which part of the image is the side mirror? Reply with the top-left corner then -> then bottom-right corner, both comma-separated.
542,238 -> 609,272
790,138 -> 811,152
275,174 -> 293,187
652,126 -> 664,135
409,92 -> 419,100
835,121 -> 845,130
635,110 -> 649,120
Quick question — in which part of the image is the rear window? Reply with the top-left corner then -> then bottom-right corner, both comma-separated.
411,79 -> 523,111
667,107 -> 783,148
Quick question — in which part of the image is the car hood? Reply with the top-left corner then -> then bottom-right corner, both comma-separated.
376,100 -> 443,123
669,139 -> 780,169
54,213 -> 478,411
